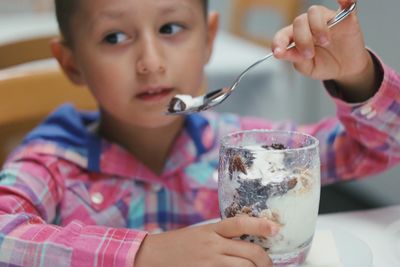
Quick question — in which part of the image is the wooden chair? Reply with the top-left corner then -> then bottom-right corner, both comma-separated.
0,65 -> 97,165
230,0 -> 304,47
0,35 -> 57,69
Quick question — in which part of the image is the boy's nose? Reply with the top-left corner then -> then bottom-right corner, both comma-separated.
136,36 -> 166,75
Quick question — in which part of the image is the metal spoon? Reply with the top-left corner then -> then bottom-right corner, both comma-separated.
166,2 -> 357,115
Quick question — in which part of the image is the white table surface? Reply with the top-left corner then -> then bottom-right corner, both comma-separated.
318,205 -> 400,267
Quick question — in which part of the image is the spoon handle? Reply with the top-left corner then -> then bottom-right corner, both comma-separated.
229,2 -> 357,92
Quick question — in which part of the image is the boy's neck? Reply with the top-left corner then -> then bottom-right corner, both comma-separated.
99,114 -> 184,176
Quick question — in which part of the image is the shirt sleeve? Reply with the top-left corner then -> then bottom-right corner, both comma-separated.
239,56 -> 400,185
0,155 -> 147,267
316,53 -> 400,184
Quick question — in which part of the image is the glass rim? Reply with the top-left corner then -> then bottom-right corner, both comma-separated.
220,129 -> 319,152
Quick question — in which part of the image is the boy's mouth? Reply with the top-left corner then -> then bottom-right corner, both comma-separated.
136,87 -> 174,101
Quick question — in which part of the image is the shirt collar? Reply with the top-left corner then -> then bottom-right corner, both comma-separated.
18,104 -> 215,182
99,113 -> 213,181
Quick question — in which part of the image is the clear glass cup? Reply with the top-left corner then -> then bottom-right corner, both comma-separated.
218,130 -> 320,266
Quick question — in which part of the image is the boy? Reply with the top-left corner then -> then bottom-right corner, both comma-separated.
0,0 -> 399,266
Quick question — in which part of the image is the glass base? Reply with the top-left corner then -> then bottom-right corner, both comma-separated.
269,237 -> 312,266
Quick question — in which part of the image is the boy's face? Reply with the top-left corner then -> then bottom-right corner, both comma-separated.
58,0 -> 217,128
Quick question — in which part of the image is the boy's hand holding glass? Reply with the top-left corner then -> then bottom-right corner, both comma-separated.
134,216 -> 278,267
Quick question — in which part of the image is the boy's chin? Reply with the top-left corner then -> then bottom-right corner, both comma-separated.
135,114 -> 184,129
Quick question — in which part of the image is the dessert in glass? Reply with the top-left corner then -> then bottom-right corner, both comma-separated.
218,130 -> 320,266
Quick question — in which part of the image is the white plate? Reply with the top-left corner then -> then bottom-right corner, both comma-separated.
192,218 -> 372,267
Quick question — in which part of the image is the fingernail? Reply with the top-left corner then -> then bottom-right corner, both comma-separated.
269,224 -> 280,236
273,47 -> 283,56
319,36 -> 330,47
304,49 -> 314,59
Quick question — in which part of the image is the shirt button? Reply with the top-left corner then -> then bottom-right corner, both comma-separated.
91,192 -> 104,205
366,110 -> 377,119
360,105 -> 372,116
151,184 -> 162,192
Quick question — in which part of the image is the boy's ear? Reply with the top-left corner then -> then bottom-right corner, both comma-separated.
205,11 -> 219,64
50,38 -> 86,85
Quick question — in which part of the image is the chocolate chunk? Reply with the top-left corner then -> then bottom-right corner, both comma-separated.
268,177 -> 298,197
241,206 -> 253,216
272,143 -> 286,150
168,97 -> 186,112
287,177 -> 298,190
262,143 -> 287,150
229,155 -> 247,175
224,202 -> 241,218
240,234 -> 249,240
225,148 -> 255,180
226,148 -> 255,168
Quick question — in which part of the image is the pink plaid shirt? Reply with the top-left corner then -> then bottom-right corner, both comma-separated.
0,58 -> 399,267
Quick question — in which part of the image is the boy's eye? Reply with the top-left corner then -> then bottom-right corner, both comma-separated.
159,23 -> 184,35
103,32 -> 128,44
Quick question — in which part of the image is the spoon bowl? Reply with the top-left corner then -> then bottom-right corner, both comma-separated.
166,2 -> 357,115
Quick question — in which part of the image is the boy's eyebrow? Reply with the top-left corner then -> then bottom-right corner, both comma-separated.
89,3 -> 197,31
88,10 -> 125,30
158,4 -> 195,16
99,2 -> 194,19
97,10 -> 126,21
95,3 -> 195,22
89,9 -> 128,32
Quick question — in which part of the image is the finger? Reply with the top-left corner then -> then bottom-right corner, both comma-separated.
223,239 -> 273,267
293,56 -> 314,78
222,256 -> 256,267
272,25 -> 293,57
272,26 -> 303,62
292,13 -> 315,60
308,5 -> 332,47
213,216 -> 279,239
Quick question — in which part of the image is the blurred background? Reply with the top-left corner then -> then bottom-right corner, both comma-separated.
1,0 -> 399,213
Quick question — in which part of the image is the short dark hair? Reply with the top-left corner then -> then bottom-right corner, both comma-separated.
55,0 -> 209,47
202,0 -> 208,17
55,0 -> 79,47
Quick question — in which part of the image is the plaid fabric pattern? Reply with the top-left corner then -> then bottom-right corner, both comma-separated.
0,60 -> 399,266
